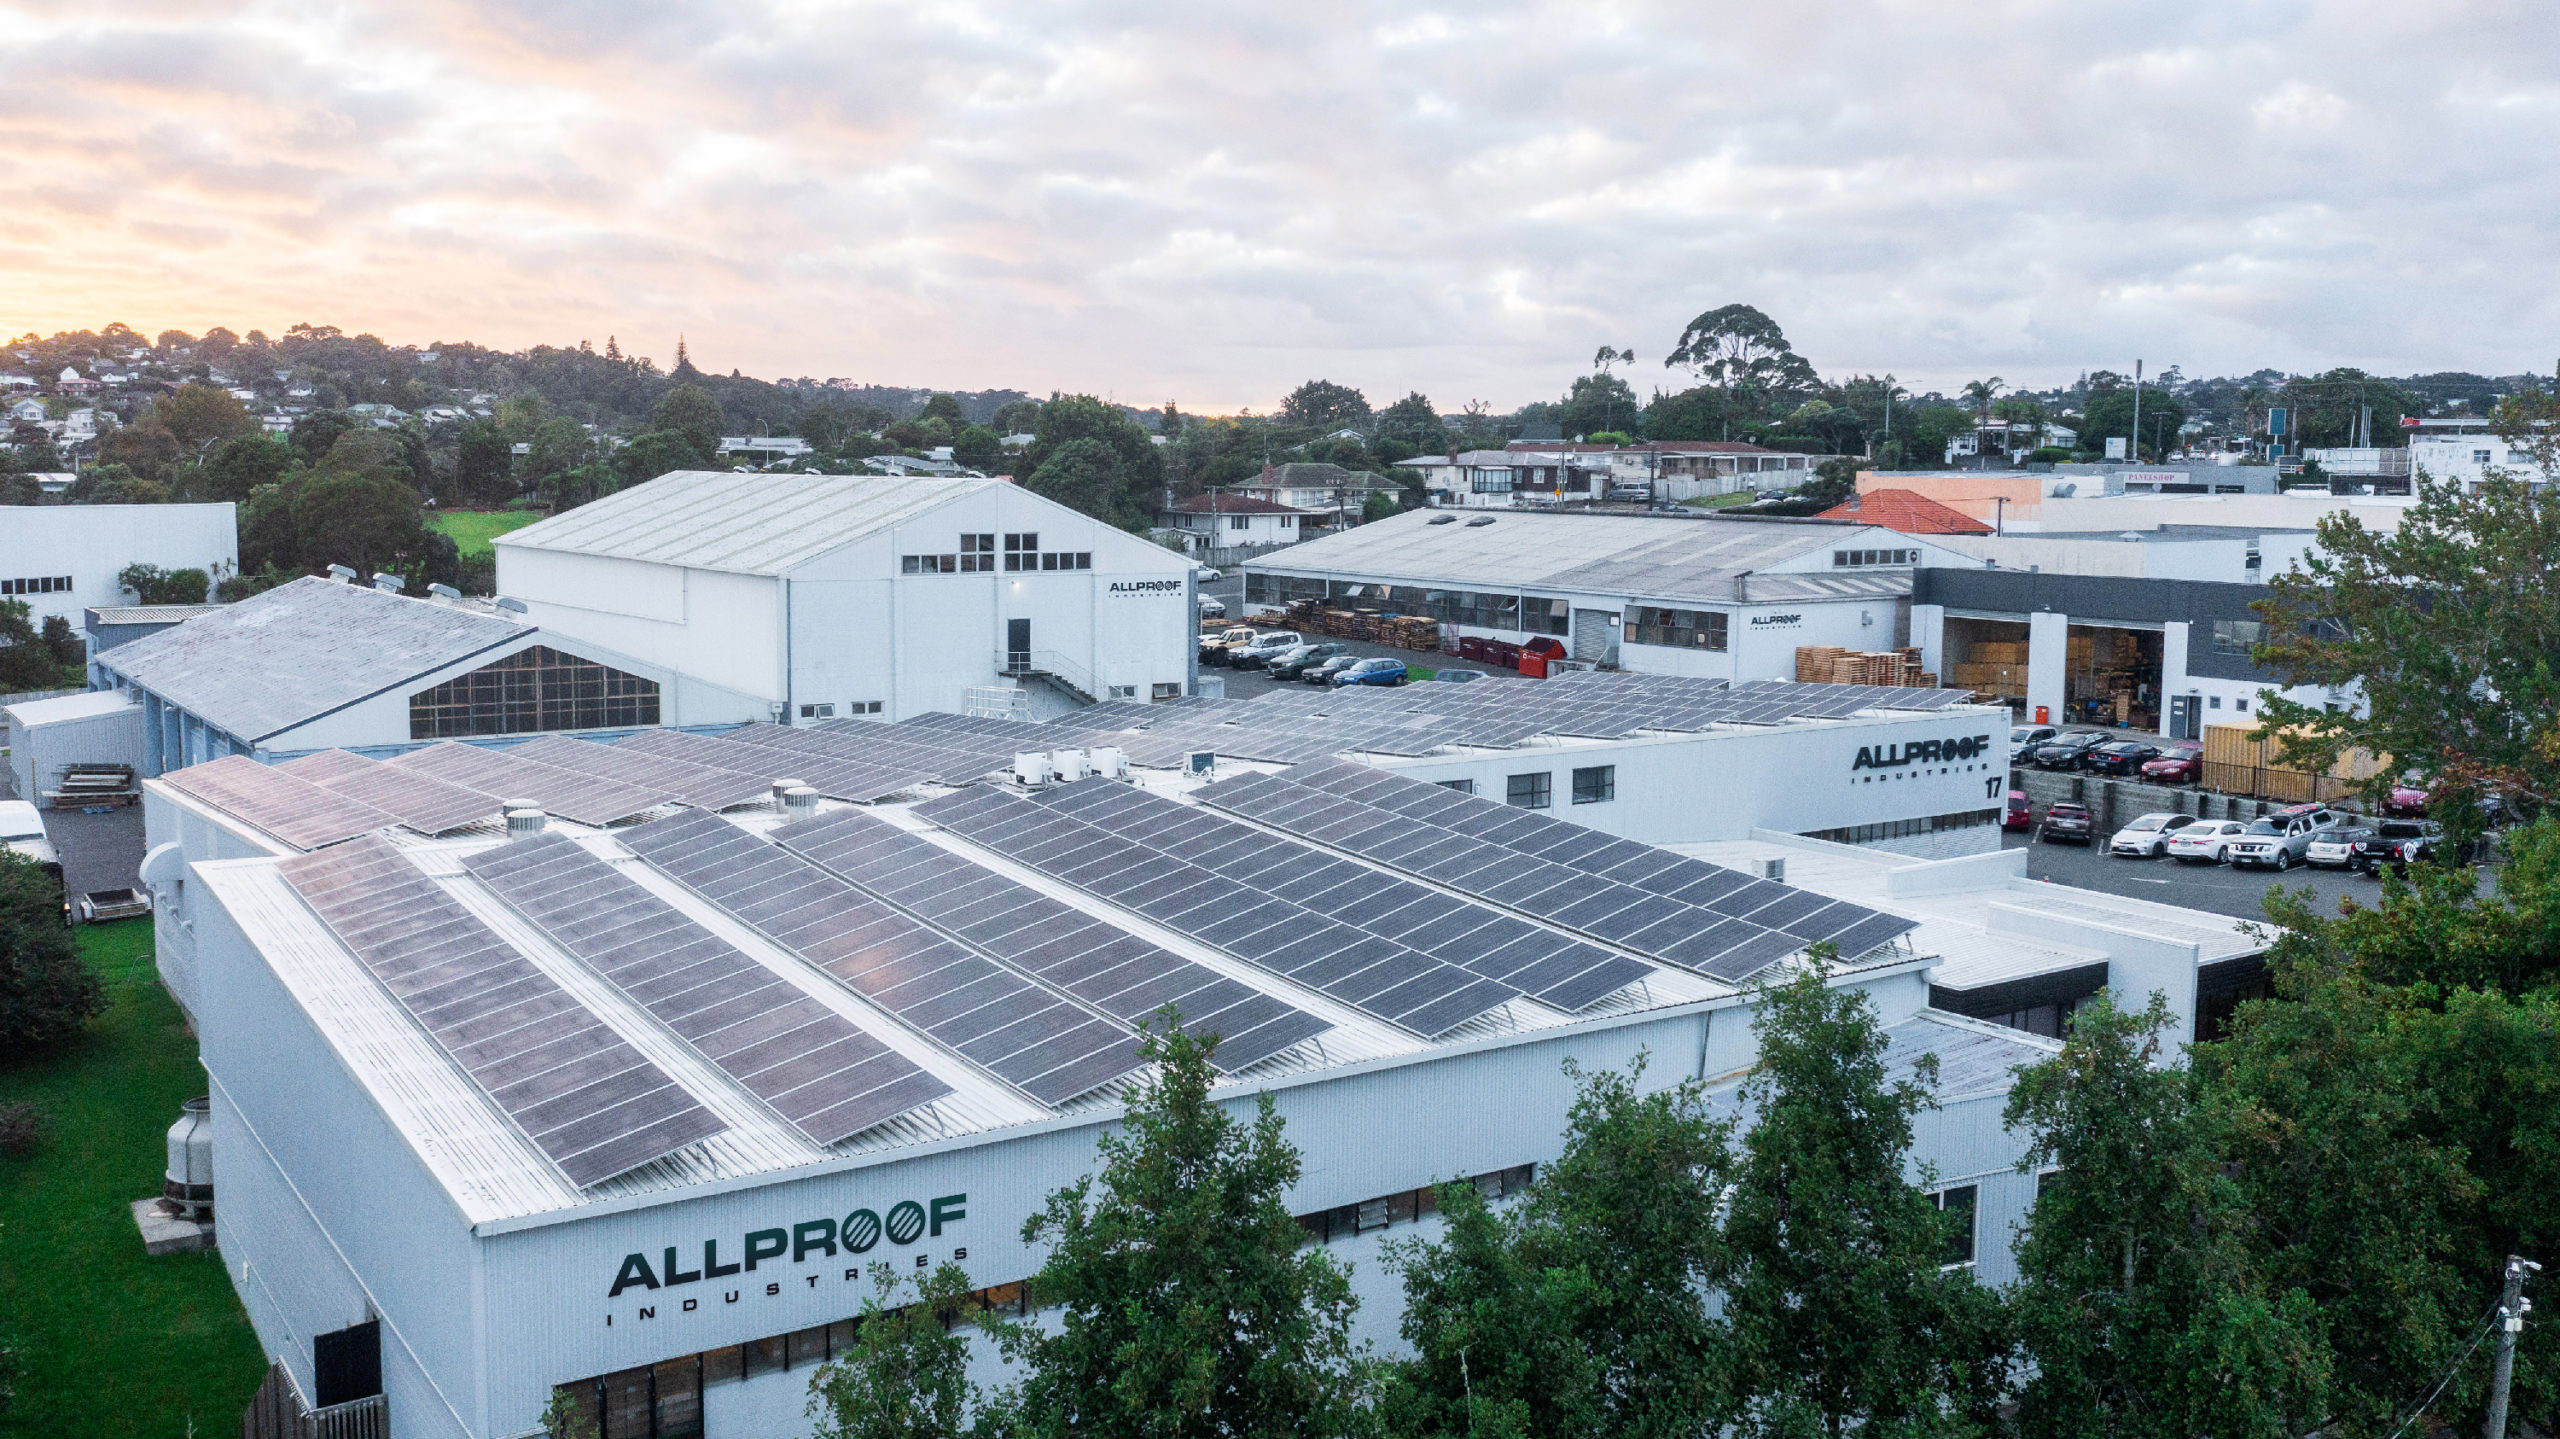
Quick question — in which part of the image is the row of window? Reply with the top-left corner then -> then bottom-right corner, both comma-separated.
1803,808 -> 2001,846
1,575 -> 70,595
1833,548 -> 1916,567
1299,1165 -> 1536,1245
1225,514 -> 1294,530
2209,618 -> 2264,657
903,544 -> 1094,574
798,701 -> 884,720
1627,605 -> 1729,651
407,647 -> 660,740
1473,764 -> 1615,810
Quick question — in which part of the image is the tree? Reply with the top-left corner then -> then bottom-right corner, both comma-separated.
290,408 -> 358,466
1374,393 -> 1445,451
63,465 -> 172,505
2490,384 -> 2560,481
199,434 -> 295,504
651,383 -> 725,466
1644,385 -> 1744,443
237,432 -> 458,591
1019,395 -> 1162,528
117,563 -> 210,605
951,425 -> 1002,473
1802,458 -> 1857,508
2252,470 -> 2559,833
0,600 -> 70,691
1722,957 -> 2008,1439
1960,377 -> 2006,443
808,1263 -> 993,1439
156,382 -> 254,451
2079,388 -> 2187,461
989,1018 -> 1364,1439
1279,380 -> 1371,430
919,393 -> 967,428
2004,992 -> 2329,1439
1662,305 -> 1818,426
453,420 -> 514,506
992,399 -> 1043,435
95,421 -> 182,486
0,850 -> 103,1050
1558,373 -> 1640,441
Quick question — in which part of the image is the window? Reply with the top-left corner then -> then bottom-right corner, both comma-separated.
2234,698 -> 2249,712
1627,606 -> 1728,651
901,553 -> 958,574
1571,765 -> 1615,804
2,576 -> 69,595
408,646 -> 660,739
848,700 -> 883,715
1803,808 -> 2002,845
1151,681 -> 1183,700
2209,695 -> 2222,709
1003,532 -> 1040,571
1108,685 -> 1137,699
1437,778 -> 1476,795
959,532 -> 996,572
1297,1164 -> 1533,1246
2210,619 -> 2264,657
1526,597 -> 1571,636
798,703 -> 836,719
1833,549 -> 1912,567
1470,467 -> 1514,494
1230,515 -> 1250,531
1505,771 -> 1552,809
1932,1185 -> 1978,1267
2475,448 -> 2494,465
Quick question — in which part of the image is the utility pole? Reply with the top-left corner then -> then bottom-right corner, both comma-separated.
2485,1255 -> 2539,1439
2129,359 -> 2143,465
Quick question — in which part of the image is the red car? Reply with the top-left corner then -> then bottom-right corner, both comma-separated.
2383,783 -> 2429,817
2002,789 -> 2034,831
2140,742 -> 2204,784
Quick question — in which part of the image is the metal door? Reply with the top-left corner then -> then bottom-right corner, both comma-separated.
2168,694 -> 2200,740
1007,618 -> 1031,673
1570,609 -> 1618,665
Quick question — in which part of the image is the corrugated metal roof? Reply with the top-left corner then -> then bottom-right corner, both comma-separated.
493,470 -> 1002,575
1248,508 -> 1906,606
1883,1010 -> 2062,1100
95,577 -> 532,742
85,604 -> 228,626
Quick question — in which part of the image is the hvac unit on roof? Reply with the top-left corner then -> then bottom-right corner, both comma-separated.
326,564 -> 357,582
1014,752 -> 1056,787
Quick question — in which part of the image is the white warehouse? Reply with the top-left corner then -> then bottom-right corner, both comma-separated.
495,473 -> 1202,724
0,501 -> 237,629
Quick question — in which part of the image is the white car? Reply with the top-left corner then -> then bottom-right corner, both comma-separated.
1194,567 -> 1224,582
1196,596 -> 1227,620
2165,819 -> 2250,864
0,799 -> 58,874
2008,724 -> 2057,762
2109,812 -> 2198,858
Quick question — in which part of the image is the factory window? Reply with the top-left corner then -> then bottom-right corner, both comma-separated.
1438,778 -> 1476,795
798,703 -> 835,719
1,575 -> 69,595
1571,765 -> 1616,804
1832,549 -> 1915,567
901,553 -> 958,574
1803,808 -> 2002,846
1152,681 -> 1183,700
1003,532 -> 1039,571
959,532 -> 996,572
1505,771 -> 1551,809
1627,606 -> 1727,651
1297,1164 -> 1535,1245
2210,619 -> 2263,657
1932,1185 -> 1978,1268
407,646 -> 659,739
848,700 -> 883,716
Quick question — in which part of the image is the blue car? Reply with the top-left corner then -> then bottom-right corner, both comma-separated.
1331,657 -> 1408,687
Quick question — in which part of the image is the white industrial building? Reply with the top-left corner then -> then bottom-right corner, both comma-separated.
144,673 -> 2263,1439
494,473 -> 1201,723
0,502 -> 237,629
5,687 -> 144,804
93,575 -> 768,775
1244,509 -> 1977,677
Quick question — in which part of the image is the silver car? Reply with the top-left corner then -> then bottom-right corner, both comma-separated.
2226,808 -> 2345,871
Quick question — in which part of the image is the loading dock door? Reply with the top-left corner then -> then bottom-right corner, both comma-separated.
1571,609 -> 1618,665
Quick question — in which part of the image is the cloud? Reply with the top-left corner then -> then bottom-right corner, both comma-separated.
0,0 -> 2553,406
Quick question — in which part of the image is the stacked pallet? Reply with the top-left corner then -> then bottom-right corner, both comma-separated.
1794,646 -> 1936,687
1279,599 -> 1441,652
1946,638 -> 2030,698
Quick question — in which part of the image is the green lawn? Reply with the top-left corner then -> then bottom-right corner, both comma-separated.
1685,490 -> 1767,510
426,508 -> 541,557
0,922 -> 267,1438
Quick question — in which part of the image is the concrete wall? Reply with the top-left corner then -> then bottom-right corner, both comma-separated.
0,503 -> 236,630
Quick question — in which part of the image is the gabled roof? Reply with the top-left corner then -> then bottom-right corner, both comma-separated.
496,471 -> 1002,575
1816,489 -> 1995,535
96,577 -> 534,742
1164,494 -> 1309,515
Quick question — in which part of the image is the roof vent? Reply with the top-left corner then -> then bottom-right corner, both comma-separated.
1760,857 -> 1787,883
770,777 -> 807,803
427,582 -> 462,600
493,597 -> 529,615
504,806 -> 546,839
326,564 -> 357,583
1427,515 -> 1456,526
372,572 -> 404,593
782,785 -> 819,823
1465,516 -> 1496,527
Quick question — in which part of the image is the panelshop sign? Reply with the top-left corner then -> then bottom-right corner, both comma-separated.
1851,736 -> 1994,772
609,1193 -> 968,1300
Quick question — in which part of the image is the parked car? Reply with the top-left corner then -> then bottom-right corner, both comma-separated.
2025,731 -> 2110,770
2382,782 -> 2431,818
2082,740 -> 2163,777
1604,485 -> 1651,503
2166,819 -> 2251,864
1196,596 -> 1227,620
1265,642 -> 1348,679
2108,812 -> 2198,857
1431,668 -> 1487,684
1331,657 -> 1409,687
2008,724 -> 2058,762
2305,826 -> 2370,869
1193,566 -> 1224,582
1227,631 -> 1308,670
2037,802 -> 2097,844
1198,628 -> 1257,665
2002,789 -> 2035,831
2349,818 -> 2458,874
1304,653 -> 1363,685
1755,489 -> 1790,501
2226,808 -> 2346,871
0,800 -> 60,880
2140,742 -> 2205,784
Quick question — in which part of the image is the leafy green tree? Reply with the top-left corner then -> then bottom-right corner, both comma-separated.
453,420 -> 514,506
0,849 -> 103,1049
117,563 -> 210,605
1374,393 -> 1444,451
1279,380 -> 1371,430
1025,439 -> 1124,520
651,383 -> 726,465
2005,992 -> 2330,1439
808,1263 -> 994,1439
1723,957 -> 2008,1439
290,408 -> 358,466
951,425 -> 1003,472
1389,1055 -> 1740,1439
1558,373 -> 1641,441
992,399 -> 1043,435
2253,471 -> 2558,833
1802,457 -> 1858,508
199,433 -> 295,504
1643,385 -> 1744,442
989,1018 -> 1364,1439
2078,388 -> 2187,461
0,600 -> 72,691
1019,395 -> 1163,527
95,420 -> 182,485
238,431 -> 459,591
1663,305 -> 1818,424
919,393 -> 967,428
1908,405 -> 1973,469
156,382 -> 254,451
63,465 -> 172,505
2489,384 -> 2559,480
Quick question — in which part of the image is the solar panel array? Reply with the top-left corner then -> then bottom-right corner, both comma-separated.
914,786 -> 1535,1036
1215,760 -> 1918,975
506,735 -> 773,811
772,808 -> 1331,1071
462,831 -> 954,1144
890,670 -> 1981,770
162,754 -> 397,849
277,748 -> 500,835
614,722 -> 1015,804
618,809 -> 1145,1104
277,833 -> 727,1186
1028,779 -> 1660,1006
390,742 -> 667,826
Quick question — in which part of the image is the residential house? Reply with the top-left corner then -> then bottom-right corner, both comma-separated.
55,367 -> 100,395
1158,492 -> 1312,555
716,435 -> 815,464
1234,461 -> 1405,529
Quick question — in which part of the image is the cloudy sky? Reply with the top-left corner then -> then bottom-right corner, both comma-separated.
3,0 -> 2554,408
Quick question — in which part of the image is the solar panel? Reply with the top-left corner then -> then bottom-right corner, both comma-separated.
914,786 -> 1525,1036
617,728 -> 935,804
278,833 -> 726,1186
463,831 -> 955,1144
277,749 -> 503,835
388,742 -> 670,826
617,810 -> 1144,1105
771,808 -> 1333,1071
161,753 -> 397,850
504,734 -> 774,810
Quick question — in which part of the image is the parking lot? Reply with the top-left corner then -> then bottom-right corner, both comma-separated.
2002,826 -> 2493,922
1197,571 -> 1529,700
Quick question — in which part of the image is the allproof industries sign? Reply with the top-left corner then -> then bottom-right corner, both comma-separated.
608,1193 -> 967,1299
1851,735 -> 1994,772
1109,580 -> 1184,596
